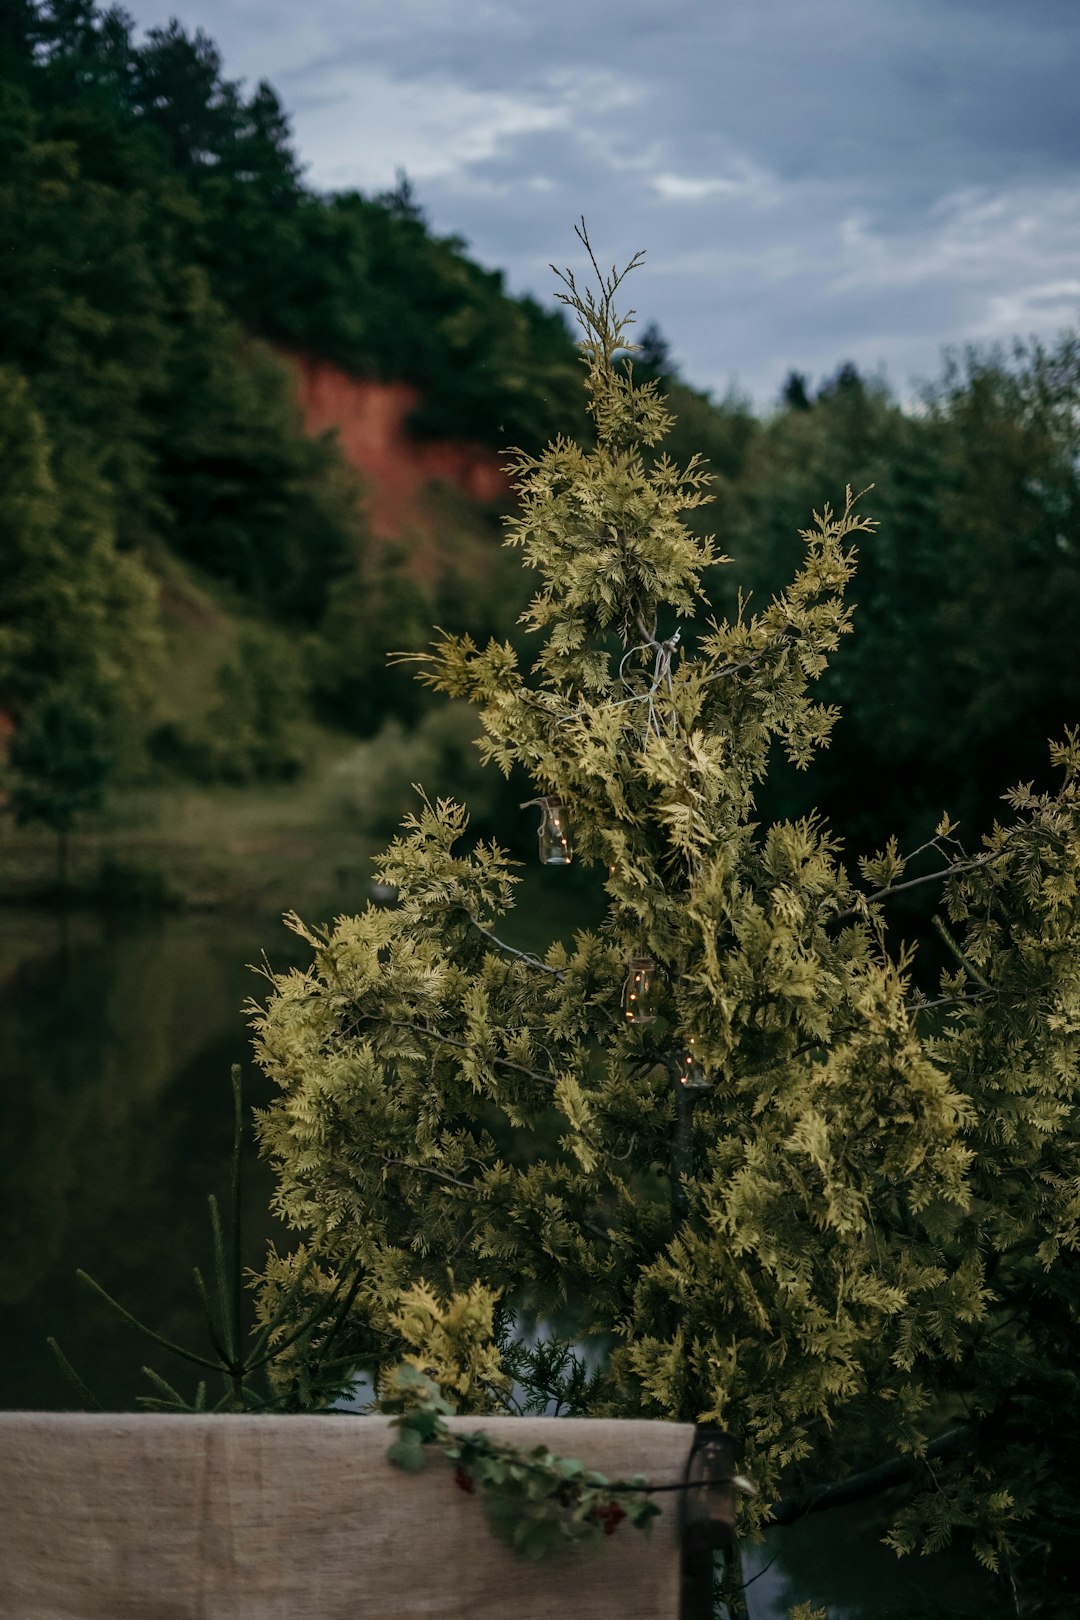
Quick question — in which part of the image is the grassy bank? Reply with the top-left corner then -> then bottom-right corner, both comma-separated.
0,734 -> 377,922
0,728 -> 604,954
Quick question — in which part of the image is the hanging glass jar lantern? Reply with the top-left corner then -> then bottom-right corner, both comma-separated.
536,796 -> 573,866
622,956 -> 658,1025
675,1035 -> 710,1089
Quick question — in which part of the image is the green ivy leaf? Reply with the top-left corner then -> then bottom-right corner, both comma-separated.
387,1431 -> 427,1473
518,1519 -> 563,1561
406,1407 -> 445,1444
483,1490 -> 520,1547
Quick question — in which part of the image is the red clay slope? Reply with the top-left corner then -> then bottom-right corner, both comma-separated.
287,352 -> 509,541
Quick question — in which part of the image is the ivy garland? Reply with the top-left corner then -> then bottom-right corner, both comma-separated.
385,1365 -> 661,1559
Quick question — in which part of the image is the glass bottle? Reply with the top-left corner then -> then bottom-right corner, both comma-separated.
622,956 -> 658,1025
537,796 -> 573,865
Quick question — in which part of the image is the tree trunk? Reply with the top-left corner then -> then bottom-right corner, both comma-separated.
56,825 -> 69,896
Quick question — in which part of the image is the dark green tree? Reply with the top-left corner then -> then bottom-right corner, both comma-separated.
6,687 -> 112,888
780,372 -> 812,412
0,365 -> 161,737
729,335 -> 1080,876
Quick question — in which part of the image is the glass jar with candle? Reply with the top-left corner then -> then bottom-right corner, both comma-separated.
622,956 -> 658,1025
676,1036 -> 709,1089
536,796 -> 573,865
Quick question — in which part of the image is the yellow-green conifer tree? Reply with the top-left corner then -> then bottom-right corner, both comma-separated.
251,241 -> 1080,1604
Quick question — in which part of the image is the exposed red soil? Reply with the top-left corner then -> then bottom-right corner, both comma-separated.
4,363 -> 511,750
284,352 -> 510,543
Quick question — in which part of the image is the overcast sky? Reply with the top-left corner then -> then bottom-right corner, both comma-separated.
122,0 -> 1080,405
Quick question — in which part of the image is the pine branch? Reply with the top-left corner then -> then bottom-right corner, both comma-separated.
139,1365 -> 191,1409
75,1270 -> 223,1374
192,1264 -> 233,1370
244,1255 -> 363,1374
207,1199 -> 234,1364
48,1337 -> 104,1411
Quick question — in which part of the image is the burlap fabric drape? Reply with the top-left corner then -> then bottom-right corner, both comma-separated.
0,1412 -> 695,1619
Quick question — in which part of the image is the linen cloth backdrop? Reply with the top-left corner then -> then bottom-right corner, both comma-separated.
0,1412 -> 696,1619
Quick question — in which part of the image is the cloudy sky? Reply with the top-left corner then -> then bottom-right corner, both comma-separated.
122,0 -> 1080,404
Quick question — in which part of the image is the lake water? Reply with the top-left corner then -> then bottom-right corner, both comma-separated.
0,906 -> 298,1414
0,902 -> 985,1616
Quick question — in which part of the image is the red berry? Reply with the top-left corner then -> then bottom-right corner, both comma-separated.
602,1503 -> 625,1535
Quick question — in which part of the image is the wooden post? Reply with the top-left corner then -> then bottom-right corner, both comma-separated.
679,1426 -> 738,1620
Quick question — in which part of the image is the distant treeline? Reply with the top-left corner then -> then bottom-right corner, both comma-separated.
1,1 -> 1078,886
656,340 -> 1080,867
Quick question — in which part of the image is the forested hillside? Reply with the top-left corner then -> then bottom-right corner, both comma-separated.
0,0 -> 583,853
1,0 -> 1078,919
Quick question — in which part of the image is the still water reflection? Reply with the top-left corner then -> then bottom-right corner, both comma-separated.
0,907 -> 300,1413
0,905 -> 982,1617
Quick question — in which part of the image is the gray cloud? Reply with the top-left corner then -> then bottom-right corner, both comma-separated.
121,0 -> 1080,403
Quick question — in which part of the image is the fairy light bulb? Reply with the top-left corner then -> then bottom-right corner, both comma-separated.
622,956 -> 658,1025
676,1035 -> 709,1089
537,796 -> 573,866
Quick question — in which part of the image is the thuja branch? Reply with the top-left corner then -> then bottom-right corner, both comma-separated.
455,912 -> 624,1033
387,1021 -> 562,1090
376,1156 -> 615,1248
769,1425 -> 972,1526
909,989 -> 996,1015
459,909 -> 565,977
375,1155 -> 478,1194
932,914 -> 995,991
832,847 -> 1006,923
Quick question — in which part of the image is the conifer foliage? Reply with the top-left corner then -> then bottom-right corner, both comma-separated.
252,238 -> 1080,1599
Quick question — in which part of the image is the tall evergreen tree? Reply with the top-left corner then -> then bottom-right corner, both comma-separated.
7,686 -> 113,887
250,248 -> 1080,1610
